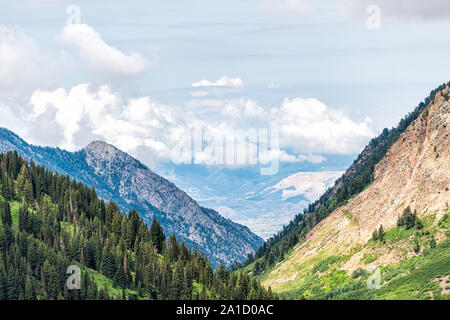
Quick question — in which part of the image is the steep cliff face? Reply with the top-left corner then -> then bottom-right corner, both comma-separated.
0,131 -> 263,267
262,86 -> 450,298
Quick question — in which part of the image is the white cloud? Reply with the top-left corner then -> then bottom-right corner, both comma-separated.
273,98 -> 373,154
185,99 -> 224,108
59,24 -> 149,79
0,102 -> 27,134
192,76 -> 243,88
26,84 -> 175,158
6,83 -> 373,168
0,26 -> 53,94
258,149 -> 325,164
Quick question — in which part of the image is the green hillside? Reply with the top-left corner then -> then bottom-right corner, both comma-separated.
0,151 -> 274,300
270,212 -> 450,300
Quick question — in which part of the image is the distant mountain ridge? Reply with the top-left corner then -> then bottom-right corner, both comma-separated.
158,160 -> 353,239
0,128 -> 263,267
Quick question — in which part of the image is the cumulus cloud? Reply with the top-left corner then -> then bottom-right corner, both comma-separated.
273,97 -> 373,154
15,84 -> 373,168
59,24 -> 149,79
26,84 -> 176,161
192,76 -> 243,88
0,26 -> 53,94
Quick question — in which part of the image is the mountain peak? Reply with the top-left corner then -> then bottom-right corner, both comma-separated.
0,128 -> 262,266
84,140 -> 119,152
83,140 -> 136,163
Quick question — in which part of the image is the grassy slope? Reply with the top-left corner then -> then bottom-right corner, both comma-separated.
261,211 -> 450,300
86,268 -> 140,300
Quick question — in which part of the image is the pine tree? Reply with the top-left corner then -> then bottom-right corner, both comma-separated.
24,275 -> 35,300
150,217 -> 165,254
1,201 -> 12,226
378,224 -> 385,243
171,262 -> 184,299
24,178 -> 34,204
18,204 -> 28,232
0,262 -> 6,300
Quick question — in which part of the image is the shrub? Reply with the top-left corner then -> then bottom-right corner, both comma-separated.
351,268 -> 368,279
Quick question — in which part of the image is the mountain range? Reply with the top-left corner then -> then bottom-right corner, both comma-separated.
1,82 -> 448,300
0,128 -> 262,267
156,160 -> 352,239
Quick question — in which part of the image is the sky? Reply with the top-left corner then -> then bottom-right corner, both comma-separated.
1,0 -> 449,166
0,1 -> 449,237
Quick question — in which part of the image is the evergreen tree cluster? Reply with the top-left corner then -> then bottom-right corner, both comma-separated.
0,151 -> 274,300
397,206 -> 423,230
371,225 -> 385,243
237,82 -> 449,274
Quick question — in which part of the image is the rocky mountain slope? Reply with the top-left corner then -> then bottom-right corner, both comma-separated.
259,85 -> 450,299
0,130 -> 262,267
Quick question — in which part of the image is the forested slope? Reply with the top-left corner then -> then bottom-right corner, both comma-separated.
0,151 -> 273,300
0,131 -> 263,268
